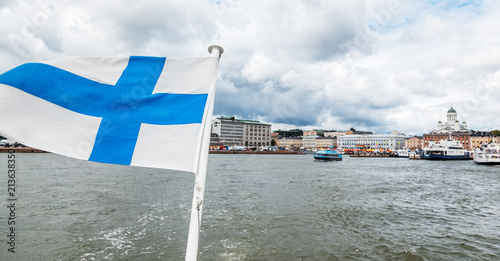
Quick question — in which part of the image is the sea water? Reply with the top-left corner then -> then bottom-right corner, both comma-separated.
0,153 -> 499,260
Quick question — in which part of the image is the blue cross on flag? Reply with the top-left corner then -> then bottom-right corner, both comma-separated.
0,55 -> 219,173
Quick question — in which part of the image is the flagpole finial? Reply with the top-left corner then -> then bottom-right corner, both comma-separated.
208,45 -> 224,58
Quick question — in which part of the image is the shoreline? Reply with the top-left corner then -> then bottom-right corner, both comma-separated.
0,147 -> 47,153
0,147 -> 304,155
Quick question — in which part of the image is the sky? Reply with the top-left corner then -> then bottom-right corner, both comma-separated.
1,0 -> 499,135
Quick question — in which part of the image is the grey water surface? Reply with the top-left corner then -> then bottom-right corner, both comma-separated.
0,153 -> 499,260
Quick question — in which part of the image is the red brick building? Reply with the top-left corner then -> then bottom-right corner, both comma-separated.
423,133 -> 471,150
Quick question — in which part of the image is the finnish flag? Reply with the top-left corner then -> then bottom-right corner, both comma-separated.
0,55 -> 219,173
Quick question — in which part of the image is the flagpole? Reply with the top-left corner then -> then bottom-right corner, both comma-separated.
185,45 -> 223,261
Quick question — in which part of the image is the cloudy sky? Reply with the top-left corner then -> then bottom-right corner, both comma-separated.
1,0 -> 499,135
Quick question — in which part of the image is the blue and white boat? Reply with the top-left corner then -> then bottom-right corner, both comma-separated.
421,139 -> 471,160
314,150 -> 342,161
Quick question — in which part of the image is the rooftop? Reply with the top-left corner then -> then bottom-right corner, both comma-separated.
218,116 -> 271,126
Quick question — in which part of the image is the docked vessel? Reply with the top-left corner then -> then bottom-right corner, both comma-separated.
395,150 -> 409,158
409,151 -> 421,159
421,139 -> 471,160
314,150 -> 342,161
473,143 -> 500,165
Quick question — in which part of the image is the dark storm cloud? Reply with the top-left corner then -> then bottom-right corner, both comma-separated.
0,0 -> 499,134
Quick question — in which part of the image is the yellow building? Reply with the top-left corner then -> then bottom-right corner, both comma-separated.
303,130 -> 317,136
316,137 -> 336,149
277,137 -> 303,149
470,134 -> 499,149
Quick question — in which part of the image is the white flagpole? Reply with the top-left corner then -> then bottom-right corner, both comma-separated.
185,45 -> 223,261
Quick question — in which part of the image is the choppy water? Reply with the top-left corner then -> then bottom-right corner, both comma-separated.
0,153 -> 499,260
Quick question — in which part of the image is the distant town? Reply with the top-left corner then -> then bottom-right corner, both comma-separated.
211,107 -> 499,152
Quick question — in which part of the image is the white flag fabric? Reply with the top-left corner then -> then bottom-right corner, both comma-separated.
0,55 -> 219,173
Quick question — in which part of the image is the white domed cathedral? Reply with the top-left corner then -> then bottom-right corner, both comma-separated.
424,107 -> 472,150
432,106 -> 469,134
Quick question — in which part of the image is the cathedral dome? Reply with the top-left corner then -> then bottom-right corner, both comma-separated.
447,107 -> 457,113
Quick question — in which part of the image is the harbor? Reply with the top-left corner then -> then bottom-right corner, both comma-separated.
2,153 -> 498,260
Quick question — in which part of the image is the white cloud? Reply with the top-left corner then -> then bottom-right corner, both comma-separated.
1,0 -> 499,135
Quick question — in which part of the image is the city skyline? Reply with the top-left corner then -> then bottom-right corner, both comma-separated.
1,1 -> 499,135
216,105 -> 498,136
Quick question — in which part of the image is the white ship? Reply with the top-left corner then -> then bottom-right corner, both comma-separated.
421,139 -> 471,160
395,149 -> 409,158
473,143 -> 500,165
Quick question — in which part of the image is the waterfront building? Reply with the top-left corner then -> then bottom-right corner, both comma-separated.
300,136 -> 338,150
276,138 -> 285,148
470,133 -> 500,150
423,133 -> 471,150
277,137 -> 302,150
316,136 -> 337,149
405,136 -> 423,150
243,120 -> 272,148
212,116 -> 271,148
209,133 -> 224,150
432,106 -> 468,134
302,135 -> 318,149
324,131 -> 345,138
338,134 -> 407,151
212,117 -> 243,147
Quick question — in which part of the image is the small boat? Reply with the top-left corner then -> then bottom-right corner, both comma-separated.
421,139 -> 471,160
395,149 -> 409,158
314,150 -> 342,161
473,143 -> 500,165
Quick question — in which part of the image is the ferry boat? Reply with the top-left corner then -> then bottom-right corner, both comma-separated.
314,150 -> 342,161
473,143 -> 500,165
395,149 -> 409,158
421,139 -> 471,160
409,150 -> 421,159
